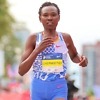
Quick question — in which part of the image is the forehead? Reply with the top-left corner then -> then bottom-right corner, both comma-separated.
41,6 -> 58,14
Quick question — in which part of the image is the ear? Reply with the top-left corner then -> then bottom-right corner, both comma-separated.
39,15 -> 41,22
58,15 -> 60,21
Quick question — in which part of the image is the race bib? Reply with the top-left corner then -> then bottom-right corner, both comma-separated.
42,53 -> 63,73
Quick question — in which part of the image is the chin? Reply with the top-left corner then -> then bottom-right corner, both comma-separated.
48,27 -> 56,30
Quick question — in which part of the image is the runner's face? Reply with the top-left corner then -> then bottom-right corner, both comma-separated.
39,6 -> 60,30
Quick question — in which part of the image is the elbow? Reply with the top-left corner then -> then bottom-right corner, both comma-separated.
18,67 -> 25,76
18,70 -> 24,76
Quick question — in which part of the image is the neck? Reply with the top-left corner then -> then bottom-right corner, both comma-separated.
43,29 -> 57,36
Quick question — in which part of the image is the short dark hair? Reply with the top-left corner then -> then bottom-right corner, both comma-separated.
38,2 -> 60,15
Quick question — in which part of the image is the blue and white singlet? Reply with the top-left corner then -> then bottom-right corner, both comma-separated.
32,32 -> 68,81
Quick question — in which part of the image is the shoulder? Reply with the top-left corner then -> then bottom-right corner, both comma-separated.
25,32 -> 42,47
60,32 -> 73,46
27,32 -> 42,42
61,32 -> 71,38
61,32 -> 72,41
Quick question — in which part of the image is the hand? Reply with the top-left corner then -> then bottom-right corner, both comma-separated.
79,56 -> 88,67
36,37 -> 54,53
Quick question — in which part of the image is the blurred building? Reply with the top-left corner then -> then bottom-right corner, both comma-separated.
82,41 -> 100,97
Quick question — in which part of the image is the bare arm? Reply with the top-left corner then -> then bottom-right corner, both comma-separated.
62,33 -> 88,67
18,34 -> 38,76
18,33 -> 54,76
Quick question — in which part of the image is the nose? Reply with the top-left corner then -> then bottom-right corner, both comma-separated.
47,15 -> 53,20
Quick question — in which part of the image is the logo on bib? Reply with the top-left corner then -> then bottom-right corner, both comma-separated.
56,45 -> 61,48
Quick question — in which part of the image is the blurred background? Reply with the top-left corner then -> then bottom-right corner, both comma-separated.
0,0 -> 100,100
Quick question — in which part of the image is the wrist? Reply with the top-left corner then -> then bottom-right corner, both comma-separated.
72,54 -> 81,63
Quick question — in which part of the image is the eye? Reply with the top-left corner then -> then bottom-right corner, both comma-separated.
51,13 -> 58,17
43,14 -> 48,17
52,13 -> 57,17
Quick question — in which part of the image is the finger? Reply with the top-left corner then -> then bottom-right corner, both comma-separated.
43,37 -> 54,41
43,38 -> 54,43
79,58 -> 88,67
79,63 -> 87,67
82,56 -> 88,65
